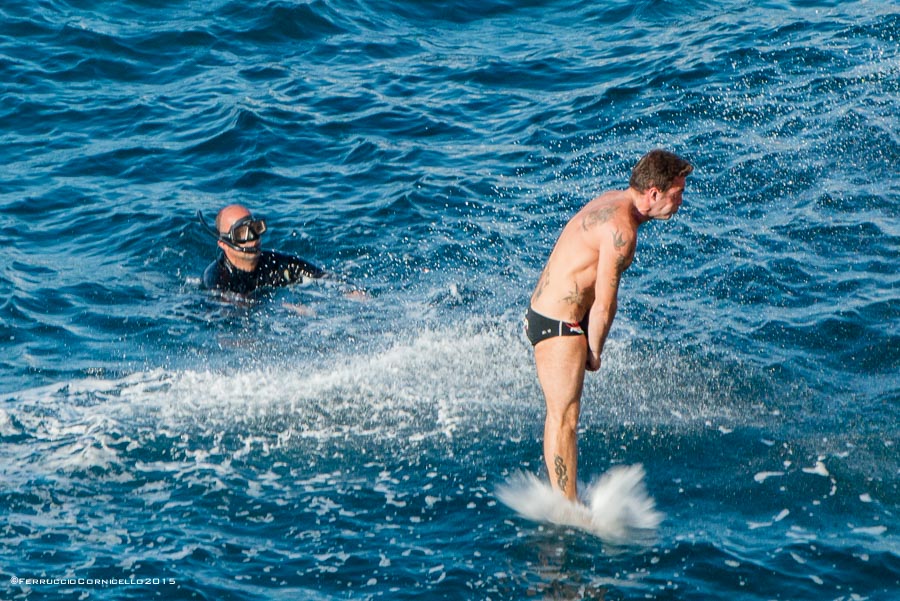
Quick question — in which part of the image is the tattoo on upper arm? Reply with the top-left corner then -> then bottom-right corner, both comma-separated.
554,455 -> 569,492
611,254 -> 627,288
610,230 -> 630,288
582,206 -> 616,231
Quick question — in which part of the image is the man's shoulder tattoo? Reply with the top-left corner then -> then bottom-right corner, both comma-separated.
581,205 -> 616,231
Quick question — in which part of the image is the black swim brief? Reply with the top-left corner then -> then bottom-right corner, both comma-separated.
524,307 -> 587,346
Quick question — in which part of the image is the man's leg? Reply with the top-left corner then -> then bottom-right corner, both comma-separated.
533,335 -> 587,501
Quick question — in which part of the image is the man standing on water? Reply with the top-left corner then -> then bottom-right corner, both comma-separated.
524,149 -> 693,501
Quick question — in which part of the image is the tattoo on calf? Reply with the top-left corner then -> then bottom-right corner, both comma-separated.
554,455 -> 569,492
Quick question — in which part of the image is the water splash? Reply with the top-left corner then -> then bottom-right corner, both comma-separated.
496,464 -> 663,543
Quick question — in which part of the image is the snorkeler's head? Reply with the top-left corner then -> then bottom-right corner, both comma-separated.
199,205 -> 266,255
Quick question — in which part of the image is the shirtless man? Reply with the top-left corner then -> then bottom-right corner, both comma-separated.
525,149 -> 693,501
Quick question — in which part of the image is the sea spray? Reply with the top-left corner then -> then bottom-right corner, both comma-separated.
496,464 -> 663,542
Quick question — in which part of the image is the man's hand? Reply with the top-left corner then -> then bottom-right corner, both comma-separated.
283,302 -> 316,316
586,351 -> 601,372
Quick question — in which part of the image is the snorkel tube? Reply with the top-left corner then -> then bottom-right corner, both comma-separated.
197,210 -> 261,255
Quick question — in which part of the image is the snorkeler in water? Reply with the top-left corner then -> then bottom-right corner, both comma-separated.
198,204 -> 326,295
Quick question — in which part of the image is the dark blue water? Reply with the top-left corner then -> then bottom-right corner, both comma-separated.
2,1 -> 898,599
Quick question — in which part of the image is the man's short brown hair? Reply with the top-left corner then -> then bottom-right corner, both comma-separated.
629,149 -> 693,193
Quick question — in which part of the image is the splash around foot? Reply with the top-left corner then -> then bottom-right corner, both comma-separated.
496,464 -> 664,543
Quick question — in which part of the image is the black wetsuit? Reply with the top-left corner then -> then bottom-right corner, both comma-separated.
202,251 -> 325,295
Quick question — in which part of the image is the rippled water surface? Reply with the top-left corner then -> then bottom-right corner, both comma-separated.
1,1 -> 898,599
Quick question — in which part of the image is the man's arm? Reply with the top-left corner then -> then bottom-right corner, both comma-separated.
280,254 -> 326,283
283,254 -> 368,298
586,227 -> 633,371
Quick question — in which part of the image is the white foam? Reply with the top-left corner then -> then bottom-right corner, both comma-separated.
802,460 -> 830,477
754,471 -> 785,483
496,464 -> 663,543
0,408 -> 22,436
851,525 -> 887,536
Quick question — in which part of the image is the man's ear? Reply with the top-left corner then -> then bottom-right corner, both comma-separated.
217,240 -> 227,252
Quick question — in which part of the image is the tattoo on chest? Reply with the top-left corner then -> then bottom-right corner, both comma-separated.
582,206 -> 616,231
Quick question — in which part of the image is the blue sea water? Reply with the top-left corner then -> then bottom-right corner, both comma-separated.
1,0 -> 898,599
